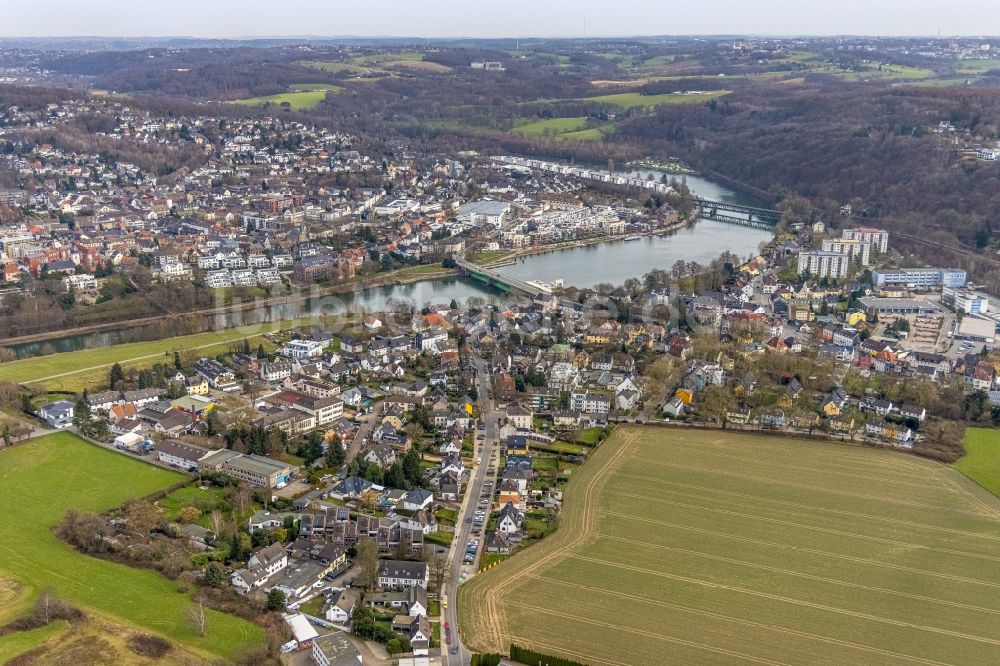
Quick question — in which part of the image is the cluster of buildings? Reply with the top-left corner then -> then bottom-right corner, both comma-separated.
798,227 -> 890,278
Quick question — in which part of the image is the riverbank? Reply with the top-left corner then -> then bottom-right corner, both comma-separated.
1,263 -> 463,351
478,215 -> 696,269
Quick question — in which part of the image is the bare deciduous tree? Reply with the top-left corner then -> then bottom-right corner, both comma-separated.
187,600 -> 207,637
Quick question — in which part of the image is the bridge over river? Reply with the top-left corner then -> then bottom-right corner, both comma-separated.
695,197 -> 781,230
454,257 -> 552,297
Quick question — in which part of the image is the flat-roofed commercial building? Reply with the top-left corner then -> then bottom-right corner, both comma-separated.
872,268 -> 966,290
199,449 -> 293,488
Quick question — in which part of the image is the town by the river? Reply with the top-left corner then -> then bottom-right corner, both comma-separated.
8,169 -> 772,358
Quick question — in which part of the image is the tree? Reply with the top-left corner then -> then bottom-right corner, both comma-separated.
325,435 -> 345,470
297,431 -> 325,465
173,351 -> 182,370
424,545 -> 451,594
187,600 -> 207,636
355,538 -> 379,592
232,483 -> 252,517
203,562 -> 226,588
385,461 -> 408,489
209,510 -> 225,538
109,362 -> 125,389
204,408 -> 222,436
72,397 -> 92,431
125,500 -> 160,537
402,448 -> 423,488
266,589 -> 287,612
177,506 -> 201,524
364,462 -> 383,484
229,532 -> 252,562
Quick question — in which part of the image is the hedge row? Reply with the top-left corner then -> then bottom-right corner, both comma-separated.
510,644 -> 587,666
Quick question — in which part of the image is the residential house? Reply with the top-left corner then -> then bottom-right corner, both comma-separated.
38,399 -> 75,428
496,501 -> 523,535
377,560 -> 429,589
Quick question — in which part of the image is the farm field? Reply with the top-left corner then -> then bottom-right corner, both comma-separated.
512,117 -> 590,135
232,84 -> 339,110
511,116 -> 614,141
461,426 -> 1000,665
0,432 -> 263,660
955,427 -> 1000,497
579,90 -> 730,109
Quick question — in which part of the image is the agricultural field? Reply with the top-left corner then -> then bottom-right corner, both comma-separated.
954,427 -> 1000,497
511,117 -> 614,141
461,426 -> 1000,665
0,432 -> 263,660
232,84 -> 339,110
512,117 -> 590,135
579,90 -> 730,109
299,60 -> 369,74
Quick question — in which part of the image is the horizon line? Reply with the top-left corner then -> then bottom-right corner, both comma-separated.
0,33 -> 998,41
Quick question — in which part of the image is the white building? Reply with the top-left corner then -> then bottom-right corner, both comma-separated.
841,227 -> 889,253
281,339 -> 325,359
570,391 -> 611,414
821,238 -> 871,266
377,560 -> 428,589
797,251 -> 850,279
943,287 -> 990,315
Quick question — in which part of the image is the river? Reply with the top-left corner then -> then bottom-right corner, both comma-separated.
6,168 -> 772,359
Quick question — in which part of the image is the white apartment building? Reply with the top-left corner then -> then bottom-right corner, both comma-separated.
570,391 -> 612,414
281,339 -> 325,359
841,227 -> 889,253
821,238 -> 871,266
798,251 -> 850,279
204,270 -> 233,288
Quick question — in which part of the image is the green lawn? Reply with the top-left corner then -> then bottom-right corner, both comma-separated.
0,575 -> 33,625
158,484 -> 231,527
471,251 -> 514,265
0,432 -> 263,660
544,441 -> 589,456
463,426 -> 1000,663
0,320 -> 299,392
434,508 -> 458,525
425,531 -> 454,547
298,594 -> 326,618
573,427 -> 605,445
580,90 -> 730,109
0,620 -> 69,663
954,427 -> 1000,497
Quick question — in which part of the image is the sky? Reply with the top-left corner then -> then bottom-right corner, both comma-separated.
5,1 -> 1000,39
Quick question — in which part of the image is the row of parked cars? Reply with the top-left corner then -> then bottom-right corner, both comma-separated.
464,538 -> 480,564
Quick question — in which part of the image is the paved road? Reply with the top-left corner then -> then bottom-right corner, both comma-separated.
442,350 -> 499,666
346,408 -> 378,464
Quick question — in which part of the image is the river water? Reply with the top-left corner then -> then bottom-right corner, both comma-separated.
6,169 -> 772,358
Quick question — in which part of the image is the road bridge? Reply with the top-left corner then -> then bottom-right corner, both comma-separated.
454,257 -> 550,296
